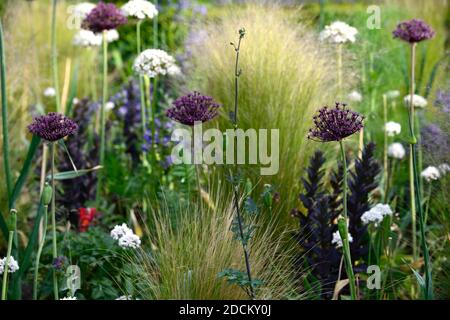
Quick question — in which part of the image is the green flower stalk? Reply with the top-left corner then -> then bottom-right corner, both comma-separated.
393,18 -> 435,299
0,21 -> 12,203
50,142 -> 59,299
33,183 -> 52,300
136,20 -> 147,164
1,209 -> 16,300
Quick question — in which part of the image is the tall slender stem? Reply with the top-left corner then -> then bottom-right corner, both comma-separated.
51,0 -> 61,112
1,230 -> 13,300
151,76 -> 158,161
339,140 -> 357,300
0,21 -> 12,201
96,31 -> 108,203
51,143 -> 59,300
383,94 -> 388,201
337,43 -> 343,98
407,43 -> 432,299
153,0 -> 159,48
137,21 -> 147,163
33,203 -> 48,300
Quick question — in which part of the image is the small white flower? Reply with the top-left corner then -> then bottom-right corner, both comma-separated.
122,0 -> 158,20
71,2 -> 96,20
72,97 -> 80,105
388,142 -> 406,159
60,296 -> 77,300
110,223 -> 133,240
118,233 -> 141,249
43,87 -> 56,97
385,121 -> 401,137
105,101 -> 115,111
319,21 -> 358,44
438,163 -> 450,175
421,166 -> 441,182
403,94 -> 427,108
0,256 -> 19,274
73,30 -> 102,47
331,230 -> 353,248
361,204 -> 393,226
385,90 -> 400,99
347,90 -> 362,102
133,49 -> 179,78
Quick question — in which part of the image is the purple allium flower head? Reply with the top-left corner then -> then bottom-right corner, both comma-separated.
166,91 -> 220,126
28,112 -> 78,142
435,90 -> 450,113
82,2 -> 127,33
52,256 -> 67,271
392,19 -> 435,43
308,102 -> 364,142
421,123 -> 449,163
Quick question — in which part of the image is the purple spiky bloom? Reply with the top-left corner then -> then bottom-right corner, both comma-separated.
166,91 -> 220,126
308,102 -> 364,142
82,2 -> 127,33
392,19 -> 435,43
28,112 -> 78,142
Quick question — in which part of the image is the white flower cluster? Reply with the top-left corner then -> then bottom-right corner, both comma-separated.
404,94 -> 427,108
60,296 -> 77,300
388,142 -> 405,159
421,166 -> 441,182
331,230 -> 353,248
116,295 -> 132,300
73,29 -> 119,47
385,90 -> 400,99
133,49 -> 181,78
72,2 -> 96,20
0,256 -> 19,274
347,90 -> 362,102
438,163 -> 450,175
110,223 -> 141,249
43,87 -> 56,97
319,21 -> 358,44
122,0 -> 158,20
361,204 -> 393,226
385,121 -> 401,137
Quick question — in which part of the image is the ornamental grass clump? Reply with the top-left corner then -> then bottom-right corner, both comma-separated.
393,18 -> 435,300
28,112 -> 78,300
186,5 -> 341,221
308,102 -> 365,300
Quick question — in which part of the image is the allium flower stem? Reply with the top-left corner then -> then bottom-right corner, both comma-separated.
0,21 -> 12,203
337,43 -> 343,97
407,42 -> 433,299
137,20 -> 147,163
96,31 -> 108,204
50,143 -> 59,300
383,94 -> 388,201
1,230 -> 13,300
338,140 -> 357,300
153,0 -> 158,48
51,0 -> 61,112
151,76 -> 158,160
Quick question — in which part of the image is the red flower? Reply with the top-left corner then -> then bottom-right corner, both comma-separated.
78,207 -> 96,232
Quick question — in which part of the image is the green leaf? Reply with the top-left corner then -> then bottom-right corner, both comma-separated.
10,135 -> 41,209
0,208 -> 8,242
46,165 -> 102,181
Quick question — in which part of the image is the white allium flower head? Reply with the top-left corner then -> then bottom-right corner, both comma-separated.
385,121 -> 401,137
133,49 -> 179,78
438,163 -> 450,175
361,204 -> 393,226
118,233 -> 141,249
122,0 -> 158,20
73,30 -> 102,47
43,87 -> 56,97
421,166 -> 441,182
388,142 -> 406,159
319,21 -> 358,44
331,230 -> 353,248
110,223 -> 133,240
403,94 -> 427,108
0,256 -> 19,274
60,296 -> 77,300
72,2 -> 96,20
347,90 -> 362,102
105,101 -> 115,111
385,90 -> 400,99
116,295 -> 133,300
105,29 -> 120,43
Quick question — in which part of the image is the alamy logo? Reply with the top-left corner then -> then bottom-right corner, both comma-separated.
170,122 -> 279,175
